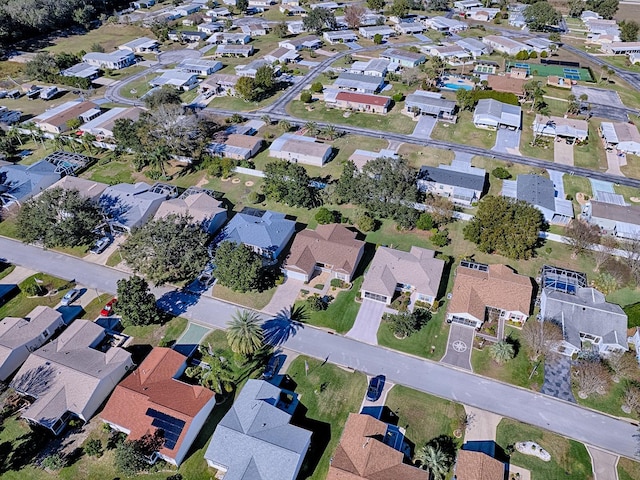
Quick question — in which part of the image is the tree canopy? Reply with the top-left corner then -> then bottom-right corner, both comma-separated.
263,160 -> 317,208
463,195 -> 544,259
120,214 -> 209,286
367,0 -> 385,11
213,241 -> 264,292
523,1 -> 561,31
586,0 -> 619,19
115,275 -> 161,327
16,187 -> 102,248
621,20 -> 640,42
303,7 -> 337,34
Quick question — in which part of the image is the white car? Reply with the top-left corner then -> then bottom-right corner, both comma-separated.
60,288 -> 81,306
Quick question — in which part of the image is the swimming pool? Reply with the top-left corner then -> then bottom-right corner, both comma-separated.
443,83 -> 472,91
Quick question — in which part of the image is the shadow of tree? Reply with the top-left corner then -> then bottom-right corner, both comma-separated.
262,305 -> 308,346
156,289 -> 201,317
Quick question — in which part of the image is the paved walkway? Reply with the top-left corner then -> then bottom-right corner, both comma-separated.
346,299 -> 385,345
554,139 -> 574,166
441,323 -> 474,371
262,278 -> 303,316
463,406 -> 502,442
541,356 -> 576,403
548,170 -> 566,199
587,445 -> 620,480
606,150 -> 626,177
411,115 -> 437,139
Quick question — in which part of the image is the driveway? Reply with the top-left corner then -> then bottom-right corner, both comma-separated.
174,322 -> 211,357
463,406 -> 502,442
554,139 -> 574,166
492,128 -> 521,155
360,376 -> 394,411
158,49 -> 201,64
441,323 -> 475,371
346,299 -> 385,345
548,170 -> 566,199
606,150 -> 626,177
411,115 -> 437,139
587,446 -> 620,480
541,355 -> 575,403
262,277 -> 304,316
0,265 -> 37,285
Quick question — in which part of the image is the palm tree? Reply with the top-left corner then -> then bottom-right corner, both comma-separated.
276,304 -> 309,323
320,124 -> 339,140
305,121 -> 318,136
186,345 -> 236,394
7,127 -> 23,146
489,340 -> 515,364
227,309 -> 264,356
278,120 -> 291,132
148,144 -> 172,177
261,114 -> 272,125
415,444 -> 449,480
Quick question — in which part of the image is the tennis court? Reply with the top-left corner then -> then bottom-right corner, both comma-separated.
507,62 -> 593,81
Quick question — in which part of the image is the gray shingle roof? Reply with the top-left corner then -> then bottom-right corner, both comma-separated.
418,165 -> 486,192
515,174 -> 556,212
204,380 -> 312,480
220,208 -> 295,255
0,161 -> 60,205
473,98 -> 521,128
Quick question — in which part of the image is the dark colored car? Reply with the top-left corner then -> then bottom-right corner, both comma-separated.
90,236 -> 112,254
262,355 -> 284,380
367,375 -> 385,401
100,298 -> 117,316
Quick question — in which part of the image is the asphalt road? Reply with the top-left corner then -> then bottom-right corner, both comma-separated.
1,236 -> 638,460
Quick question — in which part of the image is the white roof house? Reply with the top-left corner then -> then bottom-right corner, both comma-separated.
533,115 -> 588,142
61,63 -> 100,79
358,25 -> 395,39
423,16 -> 468,32
473,99 -> 522,130
323,30 -> 359,44
118,37 -> 160,53
150,70 -> 199,90
79,107 -> 143,139
269,133 -> 333,167
482,35 -> 530,55
177,59 -> 223,76
600,122 -> 640,154
82,51 -> 135,70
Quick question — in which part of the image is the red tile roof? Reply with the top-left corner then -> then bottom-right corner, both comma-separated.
335,91 -> 391,107
100,348 -> 215,460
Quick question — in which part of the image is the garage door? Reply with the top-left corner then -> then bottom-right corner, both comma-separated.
450,316 -> 477,328
364,291 -> 388,303
284,270 -> 308,281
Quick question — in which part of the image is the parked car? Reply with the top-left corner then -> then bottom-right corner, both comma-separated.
60,288 -> 81,306
100,298 -> 117,316
262,354 -> 284,380
366,375 -> 385,401
90,236 -> 112,254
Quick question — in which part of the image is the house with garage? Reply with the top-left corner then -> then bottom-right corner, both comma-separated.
61,63 -> 100,81
219,207 -> 296,260
177,59 -> 223,76
264,47 -> 300,64
83,50 -> 136,70
428,44 -> 472,65
150,70 -> 200,90
501,174 -> 574,224
269,133 -> 333,166
600,121 -> 640,154
207,133 -> 263,160
118,37 -> 160,53
241,23 -> 269,37
46,176 -> 108,202
333,72 -> 385,94
601,41 -> 640,55
11,320 -> 133,435
209,32 -> 252,44
327,91 -> 392,114
465,7 -> 500,21
215,44 -> 254,57
169,30 -> 208,42
405,90 -> 456,119
533,115 -> 588,143
482,35 -> 530,56
199,73 -> 239,95
423,16 -> 468,33
279,35 -> 322,51
348,58 -> 389,78
540,273 -> 628,357
99,182 -> 173,233
446,261 -> 533,329
360,246 -> 444,306
327,413 -> 428,480
359,25 -> 395,40
79,106 -> 143,140
416,161 -> 487,205
101,347 -> 215,466
198,22 -> 224,34
396,21 -> 425,35
154,187 -> 227,234
283,224 -> 365,282
473,98 -> 521,130
582,200 -> 640,239
381,48 -> 426,68
33,100 -> 101,134
454,0 -> 482,10
456,38 -> 492,57
0,161 -> 60,208
209,6 -> 231,16
324,30 -> 359,44
454,448 -> 505,480
204,379 -> 312,480
0,306 -> 65,382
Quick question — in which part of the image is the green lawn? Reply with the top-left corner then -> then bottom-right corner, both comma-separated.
600,55 -> 640,73
82,159 -> 138,185
286,355 -> 367,480
574,122 -> 608,172
0,274 -> 74,318
0,217 -> 19,238
563,175 -> 592,215
44,24 -> 154,54
298,277 -> 363,333
385,385 -> 465,450
212,283 -> 277,311
572,378 -> 639,421
621,154 -> 640,180
431,110 -> 496,150
397,143 -> 455,169
0,262 -> 15,280
619,457 -> 640,480
496,419 -> 593,480
122,315 -> 188,347
81,293 -> 113,320
207,89 -> 286,112
471,326 -> 544,391
519,112 -> 554,162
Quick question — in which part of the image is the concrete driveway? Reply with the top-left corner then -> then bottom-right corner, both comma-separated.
606,150 -> 626,177
411,115 -> 437,139
492,128 -> 521,155
587,446 -> 620,480
346,299 -> 385,345
262,277 -> 303,316
360,376 -> 394,411
554,139 -> 574,166
548,170 -> 566,199
463,406 -> 502,442
441,323 -> 475,371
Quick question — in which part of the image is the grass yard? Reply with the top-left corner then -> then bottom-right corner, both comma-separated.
298,277 -> 363,333
572,378 -> 639,421
496,418 -> 593,480
614,184 -> 640,204
286,355 -> 367,480
288,99 -> 415,135
123,315 -> 188,347
207,88 -> 286,112
621,154 -> 640,180
618,457 -> 640,480
0,217 -> 18,238
0,274 -> 74,318
600,55 -> 640,73
562,174 -> 592,215
385,385 -> 465,451
519,112 -> 554,162
431,110 -> 496,150
397,143 -> 455,170
119,73 -> 154,100
44,24 -> 154,54
0,262 -> 15,280
212,283 -> 277,310
81,293 -> 113,320
574,122 -> 608,172
471,326 -> 544,391
82,159 -> 139,185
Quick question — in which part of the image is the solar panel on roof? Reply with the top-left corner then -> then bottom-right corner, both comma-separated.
146,408 -> 186,450
240,207 -> 266,218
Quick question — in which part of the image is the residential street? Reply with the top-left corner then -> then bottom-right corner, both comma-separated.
1,236 -> 638,460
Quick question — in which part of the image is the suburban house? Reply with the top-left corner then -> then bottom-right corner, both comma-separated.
465,7 -> 500,21
208,133 -> 263,160
83,50 -> 136,70
168,30 -> 208,42
416,161 -> 487,205
486,74 -> 527,97
482,35 -> 530,55
0,306 -> 65,382
348,58 -> 389,78
582,200 -> 640,239
600,121 -> 640,154
264,47 -> 300,64
236,59 -> 276,78
240,23 -> 269,37
324,30 -> 359,44
101,347 -> 215,466
333,72 -> 385,94
524,37 -> 554,53
423,16 -> 468,32
447,261 -> 533,329
541,278 -> 628,357
118,37 -> 160,53
428,44 -> 472,65
154,187 -> 227,234
457,38 -> 492,57
454,0 -> 482,10
405,90 -> 456,119
199,73 -> 239,96
10,320 -> 133,435
381,48 -> 426,68
326,91 -> 392,114
204,379 -> 312,480
208,6 -> 231,16
198,22 -> 224,34
215,44 -> 254,57
46,176 -> 108,202
79,106 -> 143,139
150,70 -> 199,91
177,59 -> 223,76
286,20 -> 305,34
310,1 -> 339,9
278,35 -> 322,51
269,133 -> 333,166
361,246 -> 444,306
219,207 -> 296,260
33,100 -> 101,134
283,224 -> 365,282
454,448 -> 505,480
601,41 -> 640,55
502,174 -> 574,224
99,182 -> 172,232
533,115 -> 589,143
208,32 -> 251,44
327,413 -> 428,480
0,161 -> 60,208
359,25 -> 395,40
473,98 -> 522,130
396,21 -> 425,35
348,148 -> 399,171
61,63 -> 100,80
